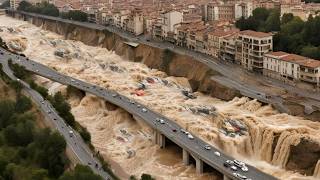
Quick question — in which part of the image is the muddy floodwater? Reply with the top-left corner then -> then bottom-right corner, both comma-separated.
1,15 -> 320,180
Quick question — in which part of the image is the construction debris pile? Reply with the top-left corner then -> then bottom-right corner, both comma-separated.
219,119 -> 248,137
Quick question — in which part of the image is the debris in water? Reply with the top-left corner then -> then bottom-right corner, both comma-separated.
220,119 -> 248,137
127,149 -> 136,158
109,65 -> 124,73
182,89 -> 197,99
187,105 -> 216,115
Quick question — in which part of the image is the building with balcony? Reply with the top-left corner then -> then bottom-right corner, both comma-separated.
235,2 -> 253,20
263,52 -> 320,87
124,9 -> 144,35
151,10 -> 183,42
207,29 -> 239,58
236,30 -> 273,72
219,30 -> 240,62
10,0 -> 20,10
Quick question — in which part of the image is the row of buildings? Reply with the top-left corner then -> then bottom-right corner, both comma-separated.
8,0 -> 320,87
150,9 -> 319,87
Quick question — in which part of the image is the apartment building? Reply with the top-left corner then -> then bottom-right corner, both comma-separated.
281,3 -> 320,21
185,22 -> 207,50
236,30 -> 273,72
195,30 -> 208,54
152,10 -> 183,41
10,0 -> 20,10
218,4 -> 235,21
122,9 -> 144,35
235,2 -> 253,19
263,52 -> 320,87
219,30 -> 240,62
202,3 -> 236,21
207,29 -> 239,58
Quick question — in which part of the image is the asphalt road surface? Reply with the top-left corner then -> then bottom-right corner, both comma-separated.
0,47 -> 277,180
0,50 -> 113,180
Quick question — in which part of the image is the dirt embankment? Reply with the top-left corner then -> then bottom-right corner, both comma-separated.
18,13 -> 320,120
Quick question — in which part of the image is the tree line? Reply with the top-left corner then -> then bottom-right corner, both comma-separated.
236,7 -> 320,60
17,1 -> 88,22
0,64 -> 102,180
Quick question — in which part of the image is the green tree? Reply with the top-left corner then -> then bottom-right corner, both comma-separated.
28,130 -> 68,178
59,164 -> 102,180
15,95 -> 32,113
4,120 -> 34,146
0,100 -> 15,129
301,45 -> 320,59
62,10 -> 88,22
140,174 -> 154,180
17,1 -> 32,11
265,9 -> 280,32
10,80 -> 23,94
252,7 -> 270,22
79,127 -> 91,143
281,13 -> 294,24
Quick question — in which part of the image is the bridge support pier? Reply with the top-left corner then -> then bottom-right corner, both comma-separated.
183,149 -> 190,165
223,175 -> 231,180
152,130 -> 165,148
195,157 -> 203,174
157,132 -> 165,148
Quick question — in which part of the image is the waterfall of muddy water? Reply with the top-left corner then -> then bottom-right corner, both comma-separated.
315,160 -> 320,179
1,15 -> 320,180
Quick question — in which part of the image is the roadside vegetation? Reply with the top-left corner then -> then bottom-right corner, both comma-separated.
61,10 -> 88,22
0,63 -> 102,180
7,59 -> 120,179
236,7 -> 320,60
17,1 -> 59,17
17,1 -> 88,22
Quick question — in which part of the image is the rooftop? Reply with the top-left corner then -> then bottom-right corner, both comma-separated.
265,51 -> 289,57
271,53 -> 320,68
239,30 -> 272,38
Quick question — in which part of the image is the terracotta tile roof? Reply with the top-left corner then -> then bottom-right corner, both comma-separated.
265,51 -> 289,57
208,29 -> 239,37
239,30 -> 272,38
298,59 -> 320,68
277,53 -> 320,68
280,54 -> 308,62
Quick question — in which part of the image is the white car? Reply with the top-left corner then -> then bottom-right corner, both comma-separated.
232,173 -> 247,179
204,145 -> 211,150
214,151 -> 221,156
160,119 -> 165,124
241,166 -> 248,172
187,134 -> 194,139
142,108 -> 147,112
230,165 -> 237,171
